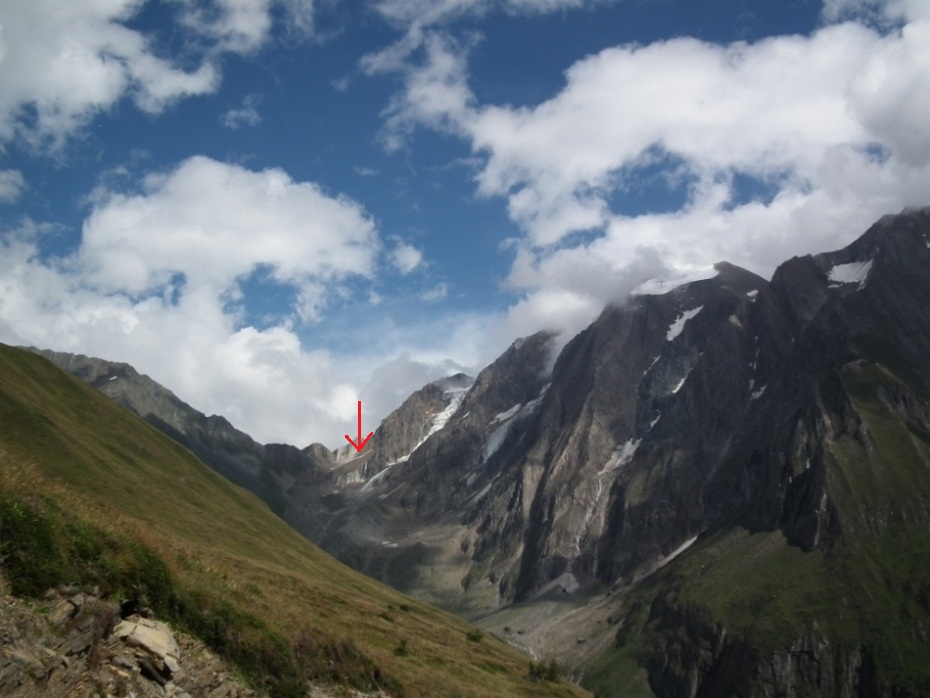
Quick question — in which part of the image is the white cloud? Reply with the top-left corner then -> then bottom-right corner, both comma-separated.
79,156 -> 378,296
389,241 -> 424,274
419,282 -> 448,301
0,157 -> 395,447
173,0 -> 273,54
221,94 -> 263,129
822,0 -> 930,23
0,169 -> 24,202
375,12 -> 930,346
0,0 -> 217,147
373,0 -> 592,28
0,0 -> 313,148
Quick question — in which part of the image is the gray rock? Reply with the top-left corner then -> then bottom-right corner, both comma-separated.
114,617 -> 181,676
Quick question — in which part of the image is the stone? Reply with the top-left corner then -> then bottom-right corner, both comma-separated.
46,599 -> 78,626
114,617 -> 181,677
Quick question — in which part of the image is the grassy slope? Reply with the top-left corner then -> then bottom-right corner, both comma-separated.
583,360 -> 930,697
0,343 -> 588,698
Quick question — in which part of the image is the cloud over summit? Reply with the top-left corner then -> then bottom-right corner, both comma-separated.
1,0 -> 929,446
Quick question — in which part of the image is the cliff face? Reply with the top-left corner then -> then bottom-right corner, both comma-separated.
581,210 -> 930,698
301,209 -> 930,696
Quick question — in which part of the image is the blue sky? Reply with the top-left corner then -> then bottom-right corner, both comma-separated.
1,0 -> 929,447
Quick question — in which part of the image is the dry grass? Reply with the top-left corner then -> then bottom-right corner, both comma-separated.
0,344 -> 590,698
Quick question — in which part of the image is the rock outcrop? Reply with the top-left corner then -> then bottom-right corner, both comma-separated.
0,577 -> 256,698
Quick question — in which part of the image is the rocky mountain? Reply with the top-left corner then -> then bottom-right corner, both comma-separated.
32,349 -> 474,519
293,207 -> 930,696
37,208 -> 930,696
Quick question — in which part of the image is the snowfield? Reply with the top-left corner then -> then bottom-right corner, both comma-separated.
828,259 -> 872,289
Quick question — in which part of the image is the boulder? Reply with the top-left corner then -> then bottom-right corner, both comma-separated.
114,617 -> 181,675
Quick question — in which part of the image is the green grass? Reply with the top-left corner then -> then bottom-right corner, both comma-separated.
0,343 -> 590,698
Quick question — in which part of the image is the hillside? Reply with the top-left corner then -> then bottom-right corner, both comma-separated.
0,344 -> 589,697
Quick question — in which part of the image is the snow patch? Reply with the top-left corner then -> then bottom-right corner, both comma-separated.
828,259 -> 872,289
746,289 -> 759,299
666,306 -> 703,341
671,372 -> 690,394
385,386 -> 470,469
483,420 -> 514,462
107,375 -> 118,381
632,266 -> 718,296
361,464 -> 393,492
649,412 -> 661,429
601,439 -> 641,474
492,403 -> 522,424
751,385 -> 767,400
481,386 -> 549,465
427,387 -> 469,438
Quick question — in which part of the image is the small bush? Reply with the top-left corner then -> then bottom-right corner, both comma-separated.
528,657 -> 561,682
466,628 -> 484,642
393,639 -> 409,657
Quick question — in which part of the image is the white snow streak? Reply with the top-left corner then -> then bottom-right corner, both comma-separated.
666,306 -> 703,341
655,535 -> 699,571
483,420 -> 513,462
369,385 -> 470,482
601,438 -> 641,474
828,259 -> 872,289
426,386 -> 469,438
751,385 -> 767,400
643,354 -> 661,377
361,463 -> 394,491
481,385 -> 549,464
492,403 -> 522,424
632,266 -> 718,296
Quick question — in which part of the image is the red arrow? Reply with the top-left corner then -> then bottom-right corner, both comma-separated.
345,400 -> 373,453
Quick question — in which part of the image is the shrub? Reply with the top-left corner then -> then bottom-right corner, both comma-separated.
466,628 -> 484,642
528,657 -> 561,682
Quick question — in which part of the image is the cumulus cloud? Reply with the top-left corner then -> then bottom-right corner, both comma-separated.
0,1 -> 215,147
389,241 -> 425,274
374,10 -> 930,346
79,156 -> 378,299
0,0 -> 313,148
0,157 -> 396,446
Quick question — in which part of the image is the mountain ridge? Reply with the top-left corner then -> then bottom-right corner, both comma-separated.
33,206 -> 930,697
